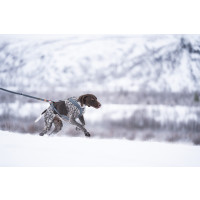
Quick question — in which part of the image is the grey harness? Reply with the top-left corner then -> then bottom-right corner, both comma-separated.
50,97 -> 84,121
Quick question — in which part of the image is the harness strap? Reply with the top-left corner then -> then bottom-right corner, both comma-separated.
50,98 -> 84,121
68,97 -> 84,117
50,103 -> 69,121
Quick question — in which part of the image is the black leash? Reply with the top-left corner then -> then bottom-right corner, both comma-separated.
0,87 -> 53,103
0,87 -> 83,121
0,87 -> 66,119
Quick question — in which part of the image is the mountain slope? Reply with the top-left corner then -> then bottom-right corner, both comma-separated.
0,35 -> 200,92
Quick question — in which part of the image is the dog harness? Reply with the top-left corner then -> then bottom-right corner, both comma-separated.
50,97 -> 84,121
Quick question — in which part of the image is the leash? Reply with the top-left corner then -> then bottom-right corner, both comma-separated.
0,87 -> 65,120
0,87 -> 53,103
0,87 -> 83,121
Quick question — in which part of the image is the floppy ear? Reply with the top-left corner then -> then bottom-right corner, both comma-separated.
78,95 -> 87,106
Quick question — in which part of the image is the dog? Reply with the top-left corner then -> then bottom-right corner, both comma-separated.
35,94 -> 101,137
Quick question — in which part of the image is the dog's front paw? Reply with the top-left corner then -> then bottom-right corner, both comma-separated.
85,132 -> 90,137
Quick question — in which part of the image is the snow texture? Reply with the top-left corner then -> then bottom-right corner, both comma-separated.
0,130 -> 200,167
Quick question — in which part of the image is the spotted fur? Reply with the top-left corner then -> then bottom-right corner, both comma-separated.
65,97 -> 85,119
39,97 -> 89,136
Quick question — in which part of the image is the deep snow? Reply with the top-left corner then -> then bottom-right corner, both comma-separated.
0,130 -> 200,167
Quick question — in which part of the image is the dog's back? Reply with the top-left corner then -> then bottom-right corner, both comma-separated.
52,101 -> 69,115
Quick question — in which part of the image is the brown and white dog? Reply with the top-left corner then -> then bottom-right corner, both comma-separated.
35,94 -> 101,137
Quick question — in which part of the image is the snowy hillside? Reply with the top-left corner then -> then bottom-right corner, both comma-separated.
1,35 -> 200,93
1,130 -> 200,166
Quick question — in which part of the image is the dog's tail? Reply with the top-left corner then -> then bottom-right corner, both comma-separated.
34,109 -> 47,123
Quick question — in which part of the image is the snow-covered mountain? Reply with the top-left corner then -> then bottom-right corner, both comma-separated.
1,34 -> 200,93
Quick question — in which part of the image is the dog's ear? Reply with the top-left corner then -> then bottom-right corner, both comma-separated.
78,95 -> 88,106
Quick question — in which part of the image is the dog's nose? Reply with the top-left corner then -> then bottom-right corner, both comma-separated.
98,103 -> 101,108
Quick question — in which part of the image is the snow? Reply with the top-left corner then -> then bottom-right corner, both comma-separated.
0,130 -> 200,167
1,35 -> 200,93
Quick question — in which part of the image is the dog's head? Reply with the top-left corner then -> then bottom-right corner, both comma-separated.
78,94 -> 101,109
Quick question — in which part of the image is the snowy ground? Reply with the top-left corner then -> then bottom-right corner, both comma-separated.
0,130 -> 200,167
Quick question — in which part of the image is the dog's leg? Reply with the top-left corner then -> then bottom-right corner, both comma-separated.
69,116 -> 90,137
76,115 -> 85,131
39,108 -> 54,136
50,116 -> 63,135
39,122 -> 53,136
78,115 -> 85,126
